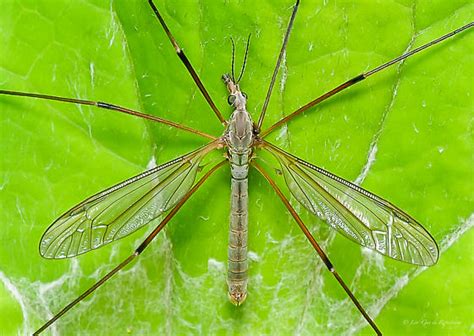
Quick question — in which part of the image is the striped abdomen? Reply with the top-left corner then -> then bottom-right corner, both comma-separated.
227,149 -> 250,305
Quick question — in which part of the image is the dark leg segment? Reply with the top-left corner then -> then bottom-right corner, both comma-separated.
253,161 -> 382,336
261,21 -> 473,138
256,0 -> 300,131
147,0 -> 226,125
0,89 -> 216,140
33,160 -> 226,335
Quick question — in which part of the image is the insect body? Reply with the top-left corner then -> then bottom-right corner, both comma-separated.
223,74 -> 254,304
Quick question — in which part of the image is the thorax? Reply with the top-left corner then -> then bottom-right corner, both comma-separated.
225,108 -> 254,154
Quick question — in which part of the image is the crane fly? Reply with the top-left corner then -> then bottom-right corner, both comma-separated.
1,0 -> 472,334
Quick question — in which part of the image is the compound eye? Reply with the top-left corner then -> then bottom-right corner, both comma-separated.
242,92 -> 248,99
227,95 -> 236,105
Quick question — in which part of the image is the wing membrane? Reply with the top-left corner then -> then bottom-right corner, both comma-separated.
263,142 -> 438,266
40,142 -> 218,259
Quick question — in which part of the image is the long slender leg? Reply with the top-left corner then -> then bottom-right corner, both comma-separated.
33,160 -> 226,335
0,89 -> 216,140
256,0 -> 300,131
252,161 -> 382,336
147,0 -> 226,125
261,21 -> 474,138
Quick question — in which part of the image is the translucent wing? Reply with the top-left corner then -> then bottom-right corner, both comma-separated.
40,142 -> 217,259
263,142 -> 439,266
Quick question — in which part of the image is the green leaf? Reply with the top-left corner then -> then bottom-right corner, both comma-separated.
0,0 -> 472,335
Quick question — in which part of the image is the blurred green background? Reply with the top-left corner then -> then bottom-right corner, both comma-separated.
0,0 -> 472,335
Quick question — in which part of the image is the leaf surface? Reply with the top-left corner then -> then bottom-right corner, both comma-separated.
0,0 -> 472,334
